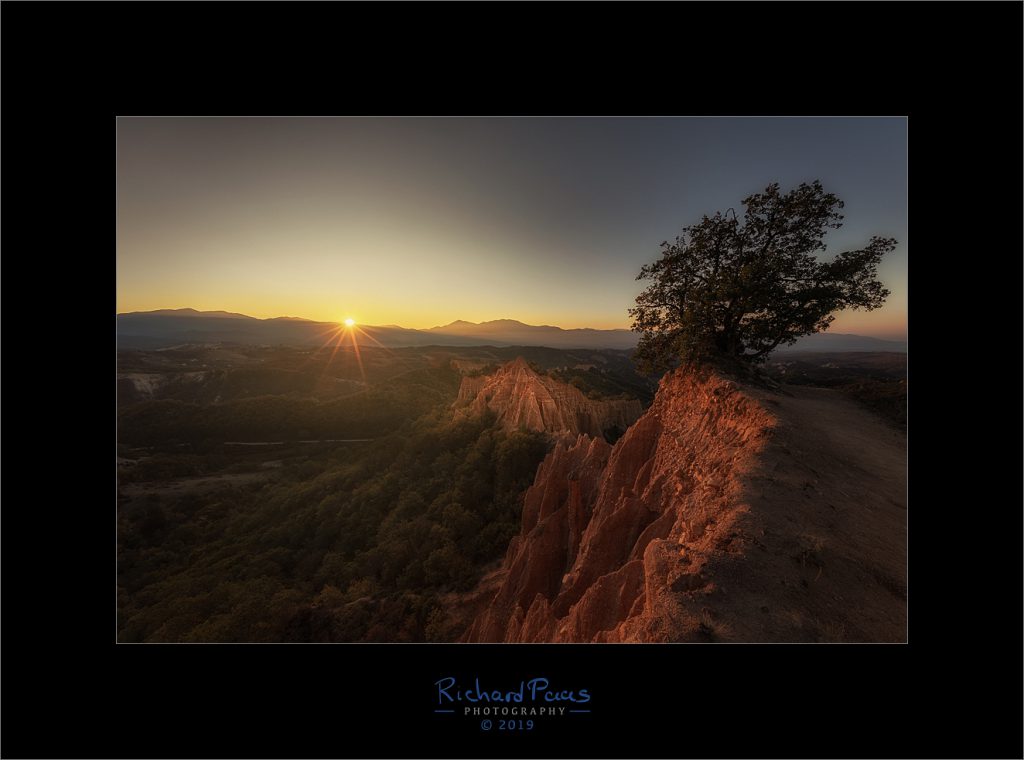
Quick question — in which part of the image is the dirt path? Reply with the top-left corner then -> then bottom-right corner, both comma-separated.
694,383 -> 907,642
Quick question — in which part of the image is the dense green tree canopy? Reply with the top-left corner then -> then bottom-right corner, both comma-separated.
629,181 -> 895,371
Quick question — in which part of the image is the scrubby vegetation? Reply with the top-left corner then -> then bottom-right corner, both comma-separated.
118,366 -> 456,445
764,351 -> 906,427
549,366 -> 652,402
117,408 -> 550,642
116,345 -> 600,642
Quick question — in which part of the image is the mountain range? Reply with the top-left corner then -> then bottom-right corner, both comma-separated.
115,310 -> 639,350
116,309 -> 906,352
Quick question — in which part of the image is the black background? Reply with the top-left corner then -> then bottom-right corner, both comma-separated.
2,2 -> 1021,758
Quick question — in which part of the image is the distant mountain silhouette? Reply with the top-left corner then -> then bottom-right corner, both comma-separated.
781,333 -> 907,353
122,308 -> 256,320
426,319 -> 637,349
116,310 -> 641,350
116,309 -> 905,353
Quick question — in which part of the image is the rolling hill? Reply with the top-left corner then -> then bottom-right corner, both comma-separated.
116,311 -> 639,350
117,309 -> 906,353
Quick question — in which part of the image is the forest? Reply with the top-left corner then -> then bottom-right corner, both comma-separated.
116,344 -> 647,641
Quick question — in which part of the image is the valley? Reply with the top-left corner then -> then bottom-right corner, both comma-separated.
115,343 -> 656,642
116,341 -> 906,643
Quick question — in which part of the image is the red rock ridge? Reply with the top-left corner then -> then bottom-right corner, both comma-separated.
454,357 -> 643,438
463,366 -> 774,642
463,363 -> 908,643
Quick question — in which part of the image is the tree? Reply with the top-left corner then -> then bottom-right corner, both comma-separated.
628,181 -> 895,372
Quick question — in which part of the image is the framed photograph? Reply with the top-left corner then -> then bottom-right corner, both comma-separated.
115,116 -> 908,649
4,3 -> 1021,757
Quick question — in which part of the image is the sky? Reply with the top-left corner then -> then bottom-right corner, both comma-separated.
117,117 -> 907,339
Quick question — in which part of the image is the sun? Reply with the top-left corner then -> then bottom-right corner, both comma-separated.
344,318 -> 356,327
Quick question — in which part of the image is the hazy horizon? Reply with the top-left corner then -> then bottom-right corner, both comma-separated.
116,305 -> 910,342
117,117 -> 908,340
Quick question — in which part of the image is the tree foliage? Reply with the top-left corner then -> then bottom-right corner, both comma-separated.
629,181 -> 895,371
117,409 -> 551,642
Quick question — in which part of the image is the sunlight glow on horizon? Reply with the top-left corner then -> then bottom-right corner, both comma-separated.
111,298 -> 908,340
117,117 -> 907,340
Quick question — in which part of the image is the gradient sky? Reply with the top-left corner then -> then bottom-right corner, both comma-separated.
117,117 -> 907,338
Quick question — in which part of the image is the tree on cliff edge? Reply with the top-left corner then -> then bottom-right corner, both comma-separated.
629,181 -> 895,373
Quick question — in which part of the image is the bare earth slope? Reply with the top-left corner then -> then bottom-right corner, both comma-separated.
463,367 -> 906,642
454,357 -> 643,439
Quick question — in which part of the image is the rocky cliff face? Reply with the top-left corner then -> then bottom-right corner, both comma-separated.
463,365 -> 907,643
454,357 -> 643,439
